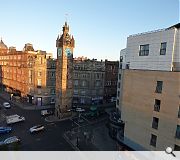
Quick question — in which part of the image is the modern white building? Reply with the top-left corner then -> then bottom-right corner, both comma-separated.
114,23 -> 180,151
125,23 -> 179,71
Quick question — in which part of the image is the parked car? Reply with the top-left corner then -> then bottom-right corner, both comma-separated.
3,102 -> 11,109
29,125 -> 44,133
41,110 -> 53,116
0,127 -> 12,134
3,136 -> 20,145
6,114 -> 25,124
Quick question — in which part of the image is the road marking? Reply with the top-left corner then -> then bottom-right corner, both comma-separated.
46,123 -> 56,127
81,116 -> 90,124
36,138 -> 41,141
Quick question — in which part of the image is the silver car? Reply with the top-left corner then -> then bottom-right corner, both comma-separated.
3,102 -> 11,109
4,136 -> 20,144
29,125 -> 44,133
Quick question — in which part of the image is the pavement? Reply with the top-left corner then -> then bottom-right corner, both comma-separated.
64,114 -> 118,151
0,91 -> 54,110
0,91 -> 121,151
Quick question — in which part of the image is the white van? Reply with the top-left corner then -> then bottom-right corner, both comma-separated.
6,114 -> 25,124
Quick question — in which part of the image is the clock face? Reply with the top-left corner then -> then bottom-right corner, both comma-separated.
65,48 -> 72,57
57,48 -> 62,57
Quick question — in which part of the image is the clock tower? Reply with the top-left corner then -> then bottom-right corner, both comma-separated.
55,22 -> 75,119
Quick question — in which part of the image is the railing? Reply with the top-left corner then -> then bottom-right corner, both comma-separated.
129,29 -> 165,37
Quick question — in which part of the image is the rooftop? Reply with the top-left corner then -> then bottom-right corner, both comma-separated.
0,38 -> 8,50
129,23 -> 180,37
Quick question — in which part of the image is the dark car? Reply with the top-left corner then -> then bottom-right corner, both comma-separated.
0,127 -> 12,134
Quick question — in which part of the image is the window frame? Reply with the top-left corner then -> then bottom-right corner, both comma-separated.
155,81 -> 163,93
139,44 -> 149,56
160,42 -> 167,55
154,99 -> 161,112
152,117 -> 159,130
150,134 -> 157,147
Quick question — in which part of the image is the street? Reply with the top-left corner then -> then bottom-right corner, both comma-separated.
0,95 -> 119,151
0,97 -> 74,151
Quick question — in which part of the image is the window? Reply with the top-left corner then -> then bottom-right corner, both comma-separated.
39,57 -> 43,64
152,117 -> 159,130
38,71 -> 42,77
51,89 -> 55,95
126,64 -> 129,69
51,72 -> 55,77
139,44 -> 149,56
178,106 -> 180,118
95,80 -> 101,87
160,42 -> 167,55
119,74 -> 121,80
37,79 -> 42,87
120,56 -> 123,62
74,80 -> 78,86
51,97 -> 55,103
118,82 -> 121,88
174,145 -> 180,151
74,90 -> 78,95
82,80 -> 86,87
74,73 -> 78,78
81,90 -> 86,95
154,99 -> 161,112
116,99 -> 119,106
175,125 -> 180,139
29,77 -> 32,84
96,73 -> 100,79
51,63 -> 56,68
120,64 -> 122,69
150,134 -> 157,147
155,81 -> 163,93
117,91 -> 120,97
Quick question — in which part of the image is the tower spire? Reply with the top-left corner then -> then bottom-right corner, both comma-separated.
65,13 -> 68,24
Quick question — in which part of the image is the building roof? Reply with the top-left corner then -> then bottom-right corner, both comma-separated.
0,38 -> 8,50
129,23 -> 180,37
168,23 -> 180,29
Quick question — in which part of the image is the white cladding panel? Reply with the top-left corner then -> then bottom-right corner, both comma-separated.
173,29 -> 180,62
126,28 -> 179,71
120,48 -> 127,69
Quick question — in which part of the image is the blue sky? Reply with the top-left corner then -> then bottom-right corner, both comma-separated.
0,0 -> 179,60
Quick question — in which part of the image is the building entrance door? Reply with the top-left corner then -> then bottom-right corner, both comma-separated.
37,97 -> 42,106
